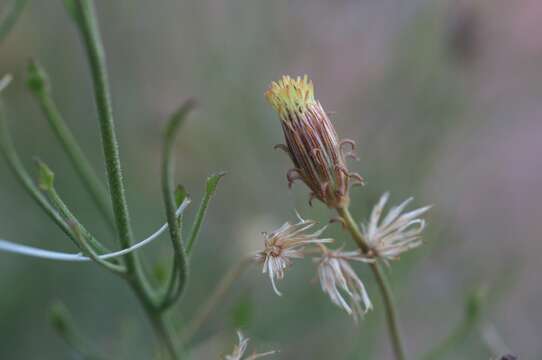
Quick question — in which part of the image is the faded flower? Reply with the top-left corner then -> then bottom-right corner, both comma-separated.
225,331 -> 275,360
265,75 -> 363,208
362,193 -> 431,262
316,246 -> 373,321
254,213 -> 332,296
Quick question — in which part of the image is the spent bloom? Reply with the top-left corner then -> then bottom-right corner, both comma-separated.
254,213 -> 333,296
316,246 -> 374,321
265,75 -> 363,208
362,193 -> 431,262
225,331 -> 275,360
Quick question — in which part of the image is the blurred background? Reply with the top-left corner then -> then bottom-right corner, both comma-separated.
1,0 -> 541,358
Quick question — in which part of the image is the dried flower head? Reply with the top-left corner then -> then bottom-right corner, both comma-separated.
225,331 -> 275,360
265,75 -> 363,208
254,213 -> 333,296
362,193 -> 431,262
316,246 -> 373,321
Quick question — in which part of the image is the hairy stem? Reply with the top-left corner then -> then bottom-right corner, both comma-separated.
71,1 -> 180,357
72,0 -> 134,264
337,206 -> 407,360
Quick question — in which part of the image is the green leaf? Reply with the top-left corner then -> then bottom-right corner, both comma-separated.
153,262 -> 168,287
186,171 -> 226,254
164,99 -> 196,141
26,59 -> 50,94
231,292 -> 253,329
62,0 -> 81,26
49,301 -> 71,338
175,184 -> 189,208
35,159 -> 55,191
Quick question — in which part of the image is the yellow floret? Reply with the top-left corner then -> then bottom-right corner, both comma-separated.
265,75 -> 315,120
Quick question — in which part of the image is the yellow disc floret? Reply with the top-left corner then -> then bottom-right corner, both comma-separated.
265,75 -> 316,120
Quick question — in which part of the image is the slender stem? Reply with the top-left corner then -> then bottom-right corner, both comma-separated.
71,1 -> 180,358
182,258 -> 251,343
27,60 -> 116,233
42,184 -> 124,273
0,0 -> 29,42
0,101 -> 75,242
337,206 -> 407,360
49,302 -> 106,360
129,281 -> 181,360
159,101 -> 195,309
72,0 -> 134,261
186,172 -> 225,255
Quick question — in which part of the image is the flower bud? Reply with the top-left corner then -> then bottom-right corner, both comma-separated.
265,75 -> 362,208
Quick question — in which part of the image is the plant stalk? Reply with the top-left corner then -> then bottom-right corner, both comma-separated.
182,257 -> 251,344
71,1 -> 181,358
337,206 -> 407,360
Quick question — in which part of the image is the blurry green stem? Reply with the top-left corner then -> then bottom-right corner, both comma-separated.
159,100 -> 195,310
0,0 -> 29,42
27,60 -> 116,233
0,101 -> 75,241
182,257 -> 252,344
50,302 -> 106,360
422,289 -> 485,360
337,206 -> 407,360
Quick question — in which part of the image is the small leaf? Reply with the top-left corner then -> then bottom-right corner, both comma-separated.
164,99 -> 196,141
206,171 -> 226,194
465,285 -> 487,321
175,184 -> 189,208
153,262 -> 168,287
186,171 -> 226,254
231,292 -> 253,329
49,301 -> 71,338
26,59 -> 50,94
62,0 -> 81,26
35,159 -> 55,191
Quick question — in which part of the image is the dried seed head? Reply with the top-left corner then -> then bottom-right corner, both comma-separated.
225,331 -> 276,360
265,75 -> 363,208
362,193 -> 431,263
316,246 -> 373,321
254,213 -> 333,296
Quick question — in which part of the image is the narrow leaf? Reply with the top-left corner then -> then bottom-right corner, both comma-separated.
186,171 -> 226,254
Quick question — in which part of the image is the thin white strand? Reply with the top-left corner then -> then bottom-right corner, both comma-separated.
0,199 -> 191,262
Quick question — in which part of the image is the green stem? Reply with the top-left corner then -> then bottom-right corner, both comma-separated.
70,1 -> 180,357
159,101 -> 195,309
0,0 -> 29,42
130,281 -> 181,360
0,101 -> 75,242
27,60 -> 117,233
41,182 -> 124,273
182,257 -> 251,344
337,206 -> 407,360
72,0 -> 134,260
